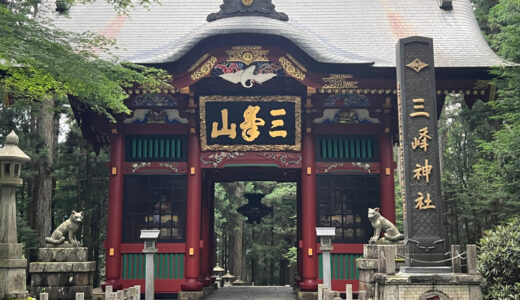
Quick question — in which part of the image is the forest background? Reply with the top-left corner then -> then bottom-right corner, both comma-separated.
0,0 -> 519,295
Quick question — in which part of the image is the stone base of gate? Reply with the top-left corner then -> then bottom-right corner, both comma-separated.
202,286 -> 214,296
298,291 -> 318,300
178,290 -> 203,300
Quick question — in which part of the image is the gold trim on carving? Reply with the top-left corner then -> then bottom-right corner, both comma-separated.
190,56 -> 217,81
279,56 -> 305,80
322,74 -> 359,89
226,46 -> 269,65
406,58 -> 429,73
286,54 -> 307,72
188,54 -> 210,72
200,95 -> 302,152
242,0 -> 253,6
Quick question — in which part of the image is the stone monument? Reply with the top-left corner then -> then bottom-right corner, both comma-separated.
0,131 -> 30,300
29,210 -> 96,299
362,36 -> 483,300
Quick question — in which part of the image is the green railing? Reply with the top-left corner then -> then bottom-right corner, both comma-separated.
126,135 -> 185,162
318,253 -> 362,280
121,253 -> 184,279
317,136 -> 376,161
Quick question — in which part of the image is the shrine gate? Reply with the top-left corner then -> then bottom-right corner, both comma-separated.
60,0 -> 506,296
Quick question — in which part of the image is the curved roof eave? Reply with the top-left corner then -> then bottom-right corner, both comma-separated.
126,16 -> 375,66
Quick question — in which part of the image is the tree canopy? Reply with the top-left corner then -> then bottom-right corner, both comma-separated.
0,0 -> 171,117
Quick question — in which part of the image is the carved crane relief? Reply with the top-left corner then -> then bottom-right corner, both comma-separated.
218,65 -> 277,88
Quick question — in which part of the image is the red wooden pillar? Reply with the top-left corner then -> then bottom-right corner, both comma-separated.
379,131 -> 396,223
208,181 -> 216,283
105,132 -> 124,290
199,175 -> 211,287
299,123 -> 318,291
182,128 -> 204,291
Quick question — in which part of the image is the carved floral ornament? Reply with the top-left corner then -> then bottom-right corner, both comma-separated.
190,56 -> 217,81
322,74 -> 358,89
128,162 -> 185,173
226,46 -> 269,65
279,56 -> 305,80
200,152 -> 245,168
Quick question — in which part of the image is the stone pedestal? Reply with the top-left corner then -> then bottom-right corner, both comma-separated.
178,290 -> 203,300
297,291 -> 318,300
374,273 -> 483,300
0,243 -> 28,300
356,244 -> 404,300
29,246 -> 96,299
359,244 -> 483,300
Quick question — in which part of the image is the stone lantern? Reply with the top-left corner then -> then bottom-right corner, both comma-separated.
221,270 -> 235,287
212,263 -> 225,287
0,131 -> 30,300
316,227 -> 335,290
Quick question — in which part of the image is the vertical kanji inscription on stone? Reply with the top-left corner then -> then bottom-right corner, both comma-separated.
396,36 -> 446,266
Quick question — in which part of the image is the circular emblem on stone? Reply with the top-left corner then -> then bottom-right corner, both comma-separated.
242,0 -> 253,6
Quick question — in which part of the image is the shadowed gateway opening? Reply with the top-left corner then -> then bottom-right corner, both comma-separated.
208,168 -> 299,286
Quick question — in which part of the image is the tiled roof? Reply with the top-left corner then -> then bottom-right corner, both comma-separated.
52,0 -> 511,67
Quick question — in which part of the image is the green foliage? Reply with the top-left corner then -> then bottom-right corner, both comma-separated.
282,246 -> 297,268
488,0 -> 520,61
471,0 -> 500,35
0,1 -> 171,119
438,0 -> 520,250
16,212 -> 39,253
53,113 -> 109,283
478,217 -> 520,299
439,95 -> 497,245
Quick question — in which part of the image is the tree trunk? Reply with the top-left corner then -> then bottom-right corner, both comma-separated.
28,96 -> 55,246
226,182 -> 246,280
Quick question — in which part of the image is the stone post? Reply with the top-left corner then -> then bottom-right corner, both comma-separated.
345,283 -> 353,300
322,250 -> 332,289
144,250 -> 155,300
140,229 -> 159,300
0,131 -> 30,300
105,285 -> 113,299
451,245 -> 462,273
466,244 -> 478,275
377,245 -> 396,275
317,284 -> 326,300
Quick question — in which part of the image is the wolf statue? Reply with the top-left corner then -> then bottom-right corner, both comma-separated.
368,207 -> 404,244
45,210 -> 84,246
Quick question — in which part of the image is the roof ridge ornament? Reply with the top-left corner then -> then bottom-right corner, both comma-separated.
207,0 -> 289,22
437,0 -> 452,10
